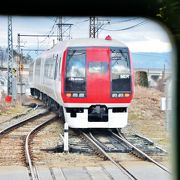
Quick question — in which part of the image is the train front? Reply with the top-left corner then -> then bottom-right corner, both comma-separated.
61,45 -> 134,128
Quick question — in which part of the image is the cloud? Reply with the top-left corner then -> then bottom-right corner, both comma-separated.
126,39 -> 172,52
0,16 -> 173,56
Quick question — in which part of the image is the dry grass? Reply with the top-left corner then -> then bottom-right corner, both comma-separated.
124,86 -> 171,151
0,101 -> 26,121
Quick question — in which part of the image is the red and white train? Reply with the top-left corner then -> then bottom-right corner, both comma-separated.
29,36 -> 134,128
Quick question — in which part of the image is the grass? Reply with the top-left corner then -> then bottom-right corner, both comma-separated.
124,85 -> 171,152
0,102 -> 26,116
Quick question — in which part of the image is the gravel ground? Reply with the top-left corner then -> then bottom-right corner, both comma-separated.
31,119 -> 109,168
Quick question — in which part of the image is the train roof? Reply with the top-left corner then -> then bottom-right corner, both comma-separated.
57,37 -> 127,48
35,37 -> 128,59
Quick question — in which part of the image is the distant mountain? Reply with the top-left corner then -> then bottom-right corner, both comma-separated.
131,52 -> 172,70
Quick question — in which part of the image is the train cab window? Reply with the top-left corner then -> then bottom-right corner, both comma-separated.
88,62 -> 108,74
111,48 -> 131,92
65,49 -> 86,91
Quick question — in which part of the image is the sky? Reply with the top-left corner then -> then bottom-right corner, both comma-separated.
0,16 -> 174,59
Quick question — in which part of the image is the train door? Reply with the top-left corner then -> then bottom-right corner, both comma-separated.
86,48 -> 110,103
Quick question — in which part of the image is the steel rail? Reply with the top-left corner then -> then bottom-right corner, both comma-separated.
25,114 -> 57,180
82,131 -> 137,180
111,131 -> 171,174
0,109 -> 49,136
0,105 -> 35,126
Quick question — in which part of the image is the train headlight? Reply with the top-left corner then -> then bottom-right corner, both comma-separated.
66,92 -> 72,97
65,92 -> 85,98
124,93 -> 130,97
72,93 -> 78,97
79,93 -> 85,98
112,92 -> 130,98
118,93 -> 124,97
112,93 -> 118,98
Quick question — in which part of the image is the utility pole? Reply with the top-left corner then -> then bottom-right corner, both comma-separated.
89,17 -> 96,38
7,16 -> 16,100
0,48 -> 4,67
17,33 -> 23,104
17,34 -> 21,81
89,17 -> 110,38
57,17 -> 63,41
56,17 -> 73,41
17,34 -> 30,105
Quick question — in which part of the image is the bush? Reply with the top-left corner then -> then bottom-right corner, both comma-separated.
135,71 -> 148,87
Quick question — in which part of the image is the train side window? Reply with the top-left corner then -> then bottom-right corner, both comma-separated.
35,58 -> 41,77
59,57 -> 61,80
44,57 -> 54,79
54,54 -> 58,80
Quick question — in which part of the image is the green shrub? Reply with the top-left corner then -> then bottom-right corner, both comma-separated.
135,71 -> 148,87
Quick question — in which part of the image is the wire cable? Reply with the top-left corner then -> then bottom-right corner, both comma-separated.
100,21 -> 147,31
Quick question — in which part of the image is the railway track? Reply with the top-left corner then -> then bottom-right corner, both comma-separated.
81,129 -> 171,180
0,104 -> 42,131
82,131 -> 138,180
0,107 -> 57,180
25,113 -> 57,180
112,130 -> 170,173
0,101 -> 171,179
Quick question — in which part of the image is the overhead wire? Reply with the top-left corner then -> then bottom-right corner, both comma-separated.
25,17 -> 147,58
39,17 -> 58,44
100,20 -> 147,31
108,17 -> 140,25
39,17 -> 74,47
23,17 -> 58,57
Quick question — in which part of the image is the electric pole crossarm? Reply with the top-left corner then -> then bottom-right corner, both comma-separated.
18,34 -> 59,37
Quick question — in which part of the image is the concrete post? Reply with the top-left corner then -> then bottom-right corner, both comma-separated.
161,97 -> 166,111
64,122 -> 69,153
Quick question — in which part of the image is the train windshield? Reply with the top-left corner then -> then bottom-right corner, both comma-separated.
111,48 -> 131,92
65,49 -> 86,91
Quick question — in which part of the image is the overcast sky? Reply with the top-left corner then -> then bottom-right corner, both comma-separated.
0,16 -> 173,59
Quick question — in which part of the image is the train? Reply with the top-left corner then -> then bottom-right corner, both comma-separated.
29,36 -> 134,128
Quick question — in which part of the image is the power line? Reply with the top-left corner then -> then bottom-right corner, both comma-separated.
18,34 -> 59,37
39,17 -> 58,44
75,19 -> 89,24
39,17 -> 73,44
100,21 -> 146,31
108,17 -> 140,25
21,48 -> 47,51
64,17 -> 73,23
